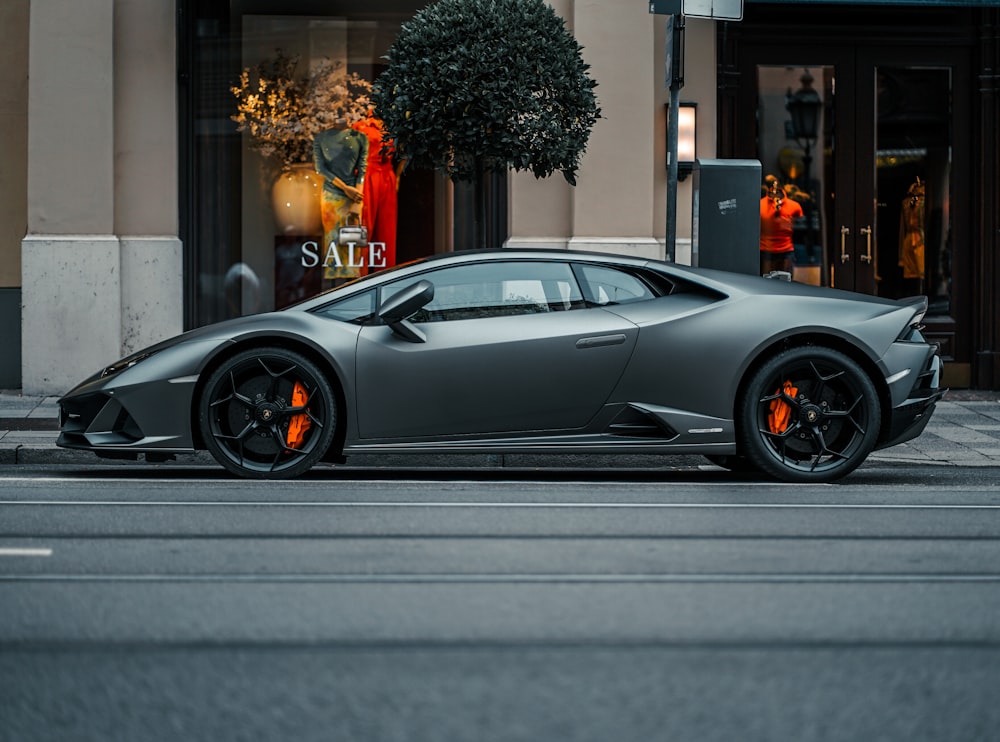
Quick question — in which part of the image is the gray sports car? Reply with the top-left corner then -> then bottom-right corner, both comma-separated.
58,249 -> 944,482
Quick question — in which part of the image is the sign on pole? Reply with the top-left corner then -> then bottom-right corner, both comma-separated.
648,0 -> 682,13
682,0 -> 743,20
649,0 -> 742,19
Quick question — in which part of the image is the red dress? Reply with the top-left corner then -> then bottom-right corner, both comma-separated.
352,117 -> 399,270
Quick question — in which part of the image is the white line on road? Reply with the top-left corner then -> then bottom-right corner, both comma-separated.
3,572 -> 1000,584
0,547 -> 52,557
2,500 -> 1000,511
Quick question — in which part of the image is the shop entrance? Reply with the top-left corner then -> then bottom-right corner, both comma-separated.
726,25 -> 973,386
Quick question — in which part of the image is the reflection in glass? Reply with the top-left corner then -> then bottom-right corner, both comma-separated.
756,66 -> 832,286
874,67 -> 952,315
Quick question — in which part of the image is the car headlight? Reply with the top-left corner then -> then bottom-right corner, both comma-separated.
101,350 -> 157,378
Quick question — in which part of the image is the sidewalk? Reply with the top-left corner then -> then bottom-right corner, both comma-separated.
2,390 -> 999,469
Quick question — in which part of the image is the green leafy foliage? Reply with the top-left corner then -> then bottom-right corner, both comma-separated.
371,0 -> 601,186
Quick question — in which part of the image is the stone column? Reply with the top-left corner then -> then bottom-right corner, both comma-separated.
23,0 -> 119,395
22,0 -> 181,395
114,0 -> 183,358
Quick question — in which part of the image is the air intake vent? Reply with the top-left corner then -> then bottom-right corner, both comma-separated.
606,405 -> 678,440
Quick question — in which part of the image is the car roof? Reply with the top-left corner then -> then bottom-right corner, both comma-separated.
288,246 -> 905,313
288,248 -> 656,311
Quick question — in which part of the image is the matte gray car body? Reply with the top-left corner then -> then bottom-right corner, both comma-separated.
58,249 -> 944,482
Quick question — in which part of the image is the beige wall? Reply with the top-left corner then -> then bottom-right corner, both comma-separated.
114,0 -> 179,236
654,16 -> 717,261
508,3 -> 717,259
507,0 -> 579,245
571,0 -> 657,240
0,1 -> 29,287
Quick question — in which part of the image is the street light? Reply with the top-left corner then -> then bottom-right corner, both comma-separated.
785,69 -> 823,263
786,69 -> 822,144
667,101 -> 697,181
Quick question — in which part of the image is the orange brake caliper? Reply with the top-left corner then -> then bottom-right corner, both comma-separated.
285,381 -> 312,449
767,380 -> 799,434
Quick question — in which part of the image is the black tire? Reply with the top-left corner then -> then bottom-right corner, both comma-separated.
198,347 -> 338,479
739,346 -> 880,483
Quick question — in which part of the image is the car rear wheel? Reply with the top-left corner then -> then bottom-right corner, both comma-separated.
739,346 -> 880,483
199,347 -> 337,479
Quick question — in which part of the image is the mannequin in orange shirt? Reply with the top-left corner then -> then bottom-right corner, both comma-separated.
759,177 -> 803,275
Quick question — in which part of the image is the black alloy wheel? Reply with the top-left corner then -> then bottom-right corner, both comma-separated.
739,346 -> 881,483
198,347 -> 337,479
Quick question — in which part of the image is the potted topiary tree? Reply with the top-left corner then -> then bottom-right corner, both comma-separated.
371,0 -> 601,249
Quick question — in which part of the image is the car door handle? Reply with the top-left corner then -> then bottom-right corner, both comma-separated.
576,334 -> 628,349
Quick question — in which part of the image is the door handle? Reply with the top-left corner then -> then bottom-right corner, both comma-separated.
840,226 -> 851,263
860,225 -> 873,263
576,334 -> 627,349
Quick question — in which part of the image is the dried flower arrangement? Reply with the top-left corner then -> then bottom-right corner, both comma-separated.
231,50 -> 372,169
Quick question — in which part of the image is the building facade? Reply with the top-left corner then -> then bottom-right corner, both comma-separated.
2,0 -> 997,394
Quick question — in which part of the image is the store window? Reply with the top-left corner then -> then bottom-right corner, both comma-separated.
180,1 -> 461,329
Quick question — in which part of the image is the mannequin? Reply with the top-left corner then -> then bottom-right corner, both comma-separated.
759,176 -> 803,275
313,118 -> 369,281
352,114 -> 405,271
899,177 -> 926,289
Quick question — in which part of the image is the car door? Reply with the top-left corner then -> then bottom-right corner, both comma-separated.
354,259 -> 638,440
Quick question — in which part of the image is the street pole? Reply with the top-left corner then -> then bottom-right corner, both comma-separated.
665,14 -> 684,262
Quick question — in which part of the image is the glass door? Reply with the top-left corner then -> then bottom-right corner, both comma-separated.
755,63 -> 837,288
869,65 -> 952,308
742,44 -> 970,384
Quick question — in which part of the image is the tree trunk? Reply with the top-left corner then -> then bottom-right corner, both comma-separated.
473,157 -> 487,250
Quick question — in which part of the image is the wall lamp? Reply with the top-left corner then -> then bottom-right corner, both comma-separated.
667,102 -> 697,180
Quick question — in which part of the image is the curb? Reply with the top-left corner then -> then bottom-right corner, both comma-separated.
4,395 -> 1000,471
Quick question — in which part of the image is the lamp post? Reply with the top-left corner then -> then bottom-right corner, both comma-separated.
785,69 -> 823,262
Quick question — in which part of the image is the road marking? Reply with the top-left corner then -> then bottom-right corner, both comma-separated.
3,572 -> 1000,584
0,475 -> 818,487
2,500 -> 1000,511
0,547 -> 52,557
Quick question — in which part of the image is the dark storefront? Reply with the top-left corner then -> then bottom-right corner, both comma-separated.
175,1 -> 999,389
718,2 -> 1000,388
177,0 -> 507,330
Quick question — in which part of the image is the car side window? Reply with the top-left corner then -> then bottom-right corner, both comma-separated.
313,289 -> 376,324
576,264 -> 657,306
382,261 -> 585,323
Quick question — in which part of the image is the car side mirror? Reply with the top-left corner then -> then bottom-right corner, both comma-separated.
378,280 -> 434,343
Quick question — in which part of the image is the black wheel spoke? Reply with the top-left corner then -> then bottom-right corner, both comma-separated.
200,348 -> 337,479
215,420 -> 257,444
742,348 -> 880,482
823,407 -> 867,436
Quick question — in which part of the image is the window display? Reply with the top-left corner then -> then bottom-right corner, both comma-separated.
183,4 -> 449,328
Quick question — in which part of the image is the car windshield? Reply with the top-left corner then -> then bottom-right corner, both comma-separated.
279,258 -> 423,311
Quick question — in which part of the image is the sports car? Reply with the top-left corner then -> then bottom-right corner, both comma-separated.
58,248 -> 944,482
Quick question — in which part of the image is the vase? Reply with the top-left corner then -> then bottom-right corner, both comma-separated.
271,163 -> 323,235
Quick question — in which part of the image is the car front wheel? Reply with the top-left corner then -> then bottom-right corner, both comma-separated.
199,347 -> 337,479
739,346 -> 881,483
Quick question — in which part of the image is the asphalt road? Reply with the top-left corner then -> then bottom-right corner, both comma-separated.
2,462 -> 1000,741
